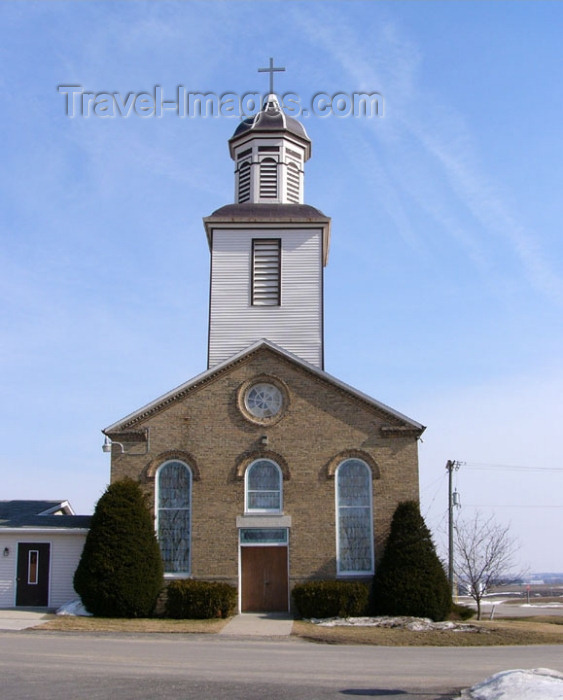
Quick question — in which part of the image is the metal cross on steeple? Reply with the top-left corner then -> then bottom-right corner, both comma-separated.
258,58 -> 285,95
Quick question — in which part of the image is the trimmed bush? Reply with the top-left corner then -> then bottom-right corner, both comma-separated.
74,479 -> 164,618
165,580 -> 237,619
451,603 -> 476,621
292,580 -> 370,619
371,501 -> 452,621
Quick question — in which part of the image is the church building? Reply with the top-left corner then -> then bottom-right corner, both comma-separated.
103,71 -> 424,613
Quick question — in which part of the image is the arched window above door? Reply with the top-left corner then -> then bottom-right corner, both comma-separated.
245,459 -> 282,514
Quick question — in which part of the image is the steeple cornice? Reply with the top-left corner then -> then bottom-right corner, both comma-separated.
203,202 -> 331,266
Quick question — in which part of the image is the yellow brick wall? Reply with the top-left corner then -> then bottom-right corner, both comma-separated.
109,348 -> 421,588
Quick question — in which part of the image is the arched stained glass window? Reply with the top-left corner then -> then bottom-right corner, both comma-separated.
336,459 -> 374,575
156,460 -> 191,575
245,459 -> 282,513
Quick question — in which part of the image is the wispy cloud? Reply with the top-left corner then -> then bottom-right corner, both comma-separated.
289,3 -> 563,306
409,120 -> 563,303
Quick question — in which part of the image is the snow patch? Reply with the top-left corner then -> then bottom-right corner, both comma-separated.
309,616 -> 483,632
56,599 -> 92,616
460,668 -> 563,700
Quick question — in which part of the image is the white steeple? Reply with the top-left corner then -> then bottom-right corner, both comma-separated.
203,64 -> 330,370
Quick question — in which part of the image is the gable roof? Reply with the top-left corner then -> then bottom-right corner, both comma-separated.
0,500 -> 91,530
104,339 -> 425,435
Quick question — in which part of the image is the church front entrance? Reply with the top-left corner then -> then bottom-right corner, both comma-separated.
240,545 -> 288,612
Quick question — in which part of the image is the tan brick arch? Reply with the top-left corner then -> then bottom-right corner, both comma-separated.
234,450 -> 291,481
144,451 -> 201,482
325,450 -> 381,480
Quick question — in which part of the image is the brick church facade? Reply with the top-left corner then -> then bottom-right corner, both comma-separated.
103,80 -> 424,613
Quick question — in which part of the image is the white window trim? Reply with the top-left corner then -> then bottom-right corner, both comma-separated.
335,459 -> 374,576
244,459 -> 283,515
27,549 -> 40,585
155,459 -> 192,578
239,528 -> 289,546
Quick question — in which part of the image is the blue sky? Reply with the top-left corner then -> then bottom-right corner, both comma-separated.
1,1 -> 562,573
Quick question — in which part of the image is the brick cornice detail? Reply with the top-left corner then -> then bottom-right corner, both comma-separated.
325,450 -> 381,480
234,449 -> 291,481
118,349 -> 266,429
114,345 -> 421,432
379,425 -> 423,438
144,451 -> 201,481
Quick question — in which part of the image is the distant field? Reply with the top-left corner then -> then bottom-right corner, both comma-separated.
489,582 -> 563,597
456,583 -> 563,605
456,589 -> 563,619
502,596 -> 563,605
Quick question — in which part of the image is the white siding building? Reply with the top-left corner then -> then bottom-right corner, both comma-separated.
0,501 -> 90,609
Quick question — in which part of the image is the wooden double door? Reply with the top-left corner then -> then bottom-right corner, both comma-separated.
241,546 -> 288,612
16,543 -> 50,606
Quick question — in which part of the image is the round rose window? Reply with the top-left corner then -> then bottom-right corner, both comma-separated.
244,382 -> 283,419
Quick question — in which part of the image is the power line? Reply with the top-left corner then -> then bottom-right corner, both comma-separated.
464,462 -> 562,473
421,471 -> 447,520
463,503 -> 563,509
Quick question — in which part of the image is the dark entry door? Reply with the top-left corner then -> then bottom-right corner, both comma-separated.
16,543 -> 50,606
241,546 -> 288,612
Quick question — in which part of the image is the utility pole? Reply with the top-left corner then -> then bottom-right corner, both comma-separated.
446,459 -> 460,597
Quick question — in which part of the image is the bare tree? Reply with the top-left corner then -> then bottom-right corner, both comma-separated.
454,512 -> 519,620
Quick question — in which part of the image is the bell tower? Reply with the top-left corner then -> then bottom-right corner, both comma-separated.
230,93 -> 310,205
203,62 -> 331,370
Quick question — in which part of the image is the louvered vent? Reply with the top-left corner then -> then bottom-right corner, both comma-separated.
259,158 -> 278,199
238,161 -> 251,203
252,239 -> 281,306
287,161 -> 300,203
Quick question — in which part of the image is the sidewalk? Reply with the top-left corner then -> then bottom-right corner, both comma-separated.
0,609 -> 53,631
0,609 -> 295,635
220,612 -> 294,637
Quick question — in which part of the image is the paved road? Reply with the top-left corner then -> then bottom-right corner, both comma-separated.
1,631 -> 562,700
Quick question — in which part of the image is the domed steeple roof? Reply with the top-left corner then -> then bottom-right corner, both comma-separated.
229,94 -> 311,159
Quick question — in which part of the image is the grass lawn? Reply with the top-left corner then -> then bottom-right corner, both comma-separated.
34,614 -> 563,645
35,616 -> 228,634
292,616 -> 563,646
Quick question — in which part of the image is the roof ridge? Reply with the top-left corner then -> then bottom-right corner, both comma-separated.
104,340 -> 424,434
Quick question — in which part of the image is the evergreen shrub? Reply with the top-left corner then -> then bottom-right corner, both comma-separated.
165,580 -> 237,619
371,500 -> 452,621
74,478 -> 164,618
292,580 -> 370,619
451,602 -> 476,621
